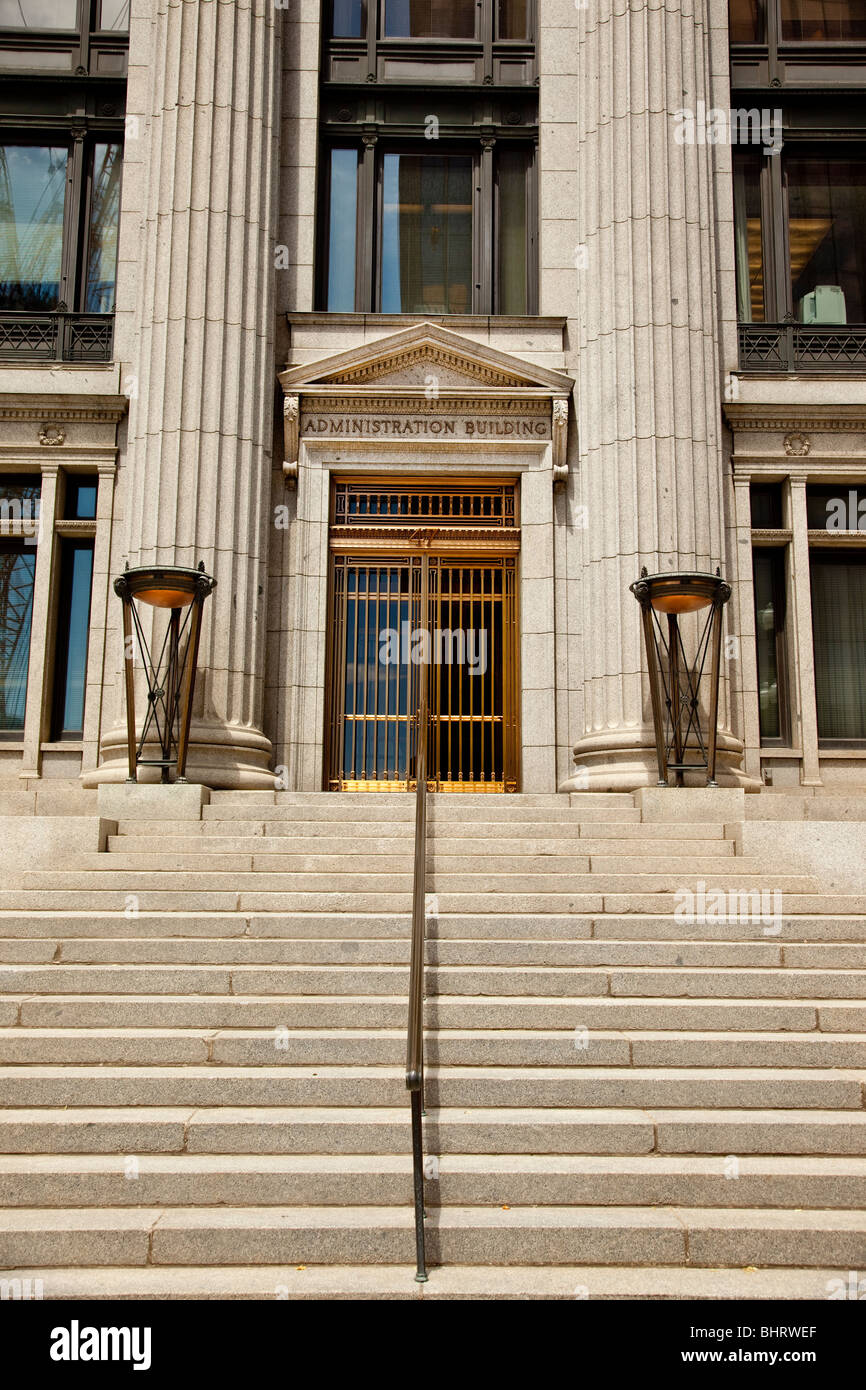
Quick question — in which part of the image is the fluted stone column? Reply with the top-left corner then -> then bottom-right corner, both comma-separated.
564,0 -> 744,791
90,0 -> 281,787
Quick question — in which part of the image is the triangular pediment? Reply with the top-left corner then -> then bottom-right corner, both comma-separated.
280,321 -> 574,396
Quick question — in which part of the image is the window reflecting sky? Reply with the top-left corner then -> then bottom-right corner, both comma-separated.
0,0 -> 78,27
0,145 -> 68,311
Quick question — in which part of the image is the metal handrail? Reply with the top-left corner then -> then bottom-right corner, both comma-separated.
406,542 -> 429,1283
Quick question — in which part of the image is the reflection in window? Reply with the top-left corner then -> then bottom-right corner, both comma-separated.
381,153 -> 472,313
753,549 -> 786,741
498,0 -> 529,38
326,148 -> 358,311
0,144 -> 68,311
64,475 -> 97,521
780,0 -> 866,40
0,544 -> 36,733
85,143 -> 122,312
729,0 -> 764,40
53,540 -> 93,737
384,0 -> 475,39
733,152 -> 765,322
0,475 -> 41,515
787,157 -> 866,323
0,0 -> 77,27
811,552 -> 866,740
332,0 -> 365,37
497,149 -> 528,313
100,0 -> 130,30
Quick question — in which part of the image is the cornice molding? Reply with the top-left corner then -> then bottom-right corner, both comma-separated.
725,405 -> 866,434
0,397 -> 128,425
300,395 -> 551,415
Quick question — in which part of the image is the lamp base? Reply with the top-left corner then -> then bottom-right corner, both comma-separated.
562,728 -> 762,793
83,720 -> 275,790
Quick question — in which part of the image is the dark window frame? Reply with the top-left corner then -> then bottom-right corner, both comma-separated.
809,545 -> 866,747
0,536 -> 37,740
317,134 -> 537,314
50,533 -> 95,740
0,130 -> 123,315
0,0 -> 128,77
0,1 -> 127,360
735,137 -> 866,324
730,0 -> 866,86
324,0 -> 536,91
751,543 -> 792,746
734,134 -> 866,371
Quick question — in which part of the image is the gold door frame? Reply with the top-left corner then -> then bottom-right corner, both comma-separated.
325,478 -> 520,793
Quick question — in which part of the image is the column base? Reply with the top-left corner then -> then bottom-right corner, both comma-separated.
82,721 -> 276,790
561,728 -> 763,793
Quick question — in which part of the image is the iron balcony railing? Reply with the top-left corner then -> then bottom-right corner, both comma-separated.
0,311 -> 115,363
739,322 -> 866,375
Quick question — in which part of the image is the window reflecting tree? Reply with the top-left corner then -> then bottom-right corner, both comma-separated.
0,545 -> 36,732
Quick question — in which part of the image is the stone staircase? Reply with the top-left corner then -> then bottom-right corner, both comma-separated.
0,789 -> 864,1299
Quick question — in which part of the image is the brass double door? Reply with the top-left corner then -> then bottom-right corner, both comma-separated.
326,484 -> 520,792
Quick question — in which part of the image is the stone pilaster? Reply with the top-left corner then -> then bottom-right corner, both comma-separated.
564,0 -> 744,790
90,0 -> 281,787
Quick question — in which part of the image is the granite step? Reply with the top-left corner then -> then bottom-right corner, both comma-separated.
3,937 -> 829,968
2,1153 -> 865,1210
2,1027 -> 865,1068
0,1064 -> 859,1110
0,1263 -> 847,1300
2,1106 -> 865,1156
107,834 -> 734,856
2,1204 -> 864,1269
10,992 -> 859,1030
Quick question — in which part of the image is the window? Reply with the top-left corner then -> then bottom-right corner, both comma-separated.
735,150 -> 866,326
383,1 -> 475,39
52,539 -> 94,738
64,474 -> 97,521
734,148 -> 866,370
330,0 -> 529,41
320,142 -> 535,313
0,144 -> 68,311
0,0 -> 128,70
0,137 -> 122,331
811,551 -> 866,740
787,156 -> 866,322
750,481 -> 785,528
380,152 -> 472,313
498,0 -> 528,40
0,1 -> 79,28
323,0 -> 535,87
807,482 -> 866,529
734,153 -> 765,323
324,147 -> 358,312
780,0 -> 866,41
752,548 -> 790,742
0,1 -> 127,359
729,0 -> 764,42
84,140 -> 122,313
730,0 -> 866,61
98,0 -> 129,30
731,0 -> 866,368
0,531 -> 37,736
319,0 -> 535,312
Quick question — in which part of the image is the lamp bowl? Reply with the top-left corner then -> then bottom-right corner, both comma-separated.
121,565 -> 215,609
634,571 -> 727,615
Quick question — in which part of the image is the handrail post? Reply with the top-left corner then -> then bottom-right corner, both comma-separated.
406,540 -> 429,1282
